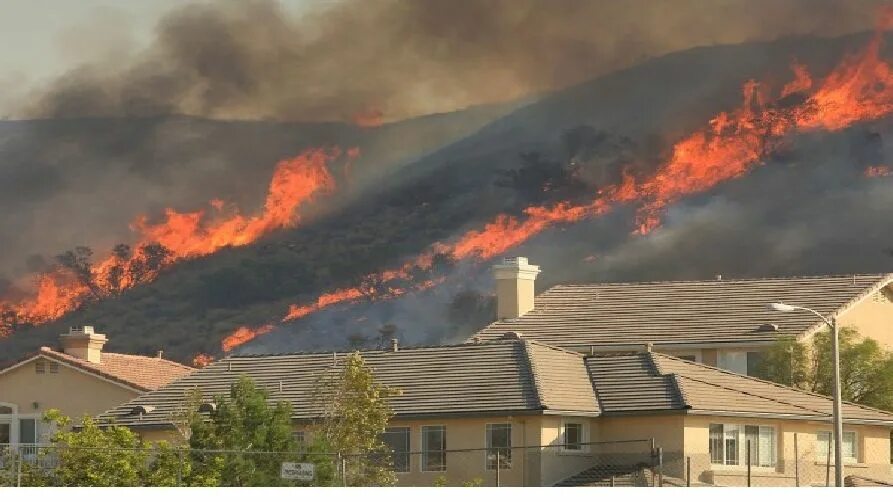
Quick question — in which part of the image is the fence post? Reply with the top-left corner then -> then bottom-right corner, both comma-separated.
686,456 -> 691,487
825,439 -> 831,487
656,447 -> 663,487
610,474 -> 615,487
794,433 -> 800,487
177,447 -> 184,487
746,440 -> 752,487
495,450 -> 500,487
341,454 -> 347,487
16,445 -> 22,487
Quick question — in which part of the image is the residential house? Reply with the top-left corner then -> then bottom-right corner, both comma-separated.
0,326 -> 193,447
98,337 -> 893,487
476,257 -> 893,376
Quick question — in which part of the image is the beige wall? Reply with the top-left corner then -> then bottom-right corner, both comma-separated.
683,415 -> 893,486
0,356 -> 140,434
838,286 -> 893,349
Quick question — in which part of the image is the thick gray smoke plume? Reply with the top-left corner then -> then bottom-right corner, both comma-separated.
18,0 -> 888,122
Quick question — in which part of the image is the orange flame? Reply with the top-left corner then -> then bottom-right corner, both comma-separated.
220,16 -> 893,352
351,108 -> 384,128
865,165 -> 892,177
221,324 -> 274,353
1,147 -> 347,334
192,353 -> 215,368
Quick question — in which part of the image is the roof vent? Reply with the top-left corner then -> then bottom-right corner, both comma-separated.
391,338 -> 399,352
472,336 -> 482,344
756,323 -> 780,332
643,343 -> 654,353
715,274 -> 722,281
502,331 -> 523,340
129,405 -> 155,416
198,402 -> 217,414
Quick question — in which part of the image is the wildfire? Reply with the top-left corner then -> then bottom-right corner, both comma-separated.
351,108 -> 385,128
221,324 -> 274,353
865,165 -> 892,177
192,353 -> 215,368
1,147 -> 347,335
221,14 -> 893,352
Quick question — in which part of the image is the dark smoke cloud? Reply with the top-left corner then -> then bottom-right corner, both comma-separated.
19,0 -> 888,122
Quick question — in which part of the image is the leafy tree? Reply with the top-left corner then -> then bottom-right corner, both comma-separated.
757,327 -> 893,411
24,410 -> 181,487
312,352 -> 396,486
55,246 -> 100,299
185,375 -> 333,486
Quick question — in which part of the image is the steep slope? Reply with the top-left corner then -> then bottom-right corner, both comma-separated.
3,31 -> 893,363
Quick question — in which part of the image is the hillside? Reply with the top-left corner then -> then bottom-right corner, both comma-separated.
2,31 -> 893,363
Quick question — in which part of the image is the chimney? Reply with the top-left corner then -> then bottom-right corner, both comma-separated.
493,257 -> 540,320
390,338 -> 399,352
59,326 -> 107,364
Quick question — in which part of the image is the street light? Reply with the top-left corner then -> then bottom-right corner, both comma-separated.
767,302 -> 843,487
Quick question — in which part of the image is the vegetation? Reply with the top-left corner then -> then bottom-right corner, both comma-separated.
312,352 -> 397,486
756,327 -> 893,411
2,355 -> 397,487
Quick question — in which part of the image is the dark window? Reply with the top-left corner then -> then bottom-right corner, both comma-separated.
35,361 -> 45,374
486,424 -> 511,469
564,423 -> 583,451
19,419 -> 37,444
382,427 -> 410,473
746,352 -> 765,376
49,362 -> 59,374
421,426 -> 446,471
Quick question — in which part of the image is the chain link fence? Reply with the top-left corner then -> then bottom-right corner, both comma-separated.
3,435 -> 890,487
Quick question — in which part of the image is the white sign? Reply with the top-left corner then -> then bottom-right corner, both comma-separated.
281,462 -> 315,481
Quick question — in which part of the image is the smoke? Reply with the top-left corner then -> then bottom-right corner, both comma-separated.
17,0 -> 888,122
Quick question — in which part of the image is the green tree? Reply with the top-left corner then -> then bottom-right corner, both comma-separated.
757,327 -> 893,411
185,375 -> 333,486
312,352 -> 397,486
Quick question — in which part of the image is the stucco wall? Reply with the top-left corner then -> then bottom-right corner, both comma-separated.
0,356 -> 139,428
838,286 -> 893,349
683,415 -> 893,486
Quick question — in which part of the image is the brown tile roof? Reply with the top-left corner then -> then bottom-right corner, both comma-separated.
474,274 -> 893,348
98,339 -> 599,429
585,351 -> 893,424
31,347 -> 193,392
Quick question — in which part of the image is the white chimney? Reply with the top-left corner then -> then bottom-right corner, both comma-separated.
493,257 -> 540,320
59,326 -> 107,364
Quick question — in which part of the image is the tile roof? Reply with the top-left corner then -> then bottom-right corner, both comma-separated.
24,347 -> 193,392
100,340 -> 600,428
99,340 -> 893,430
585,351 -> 893,423
474,274 -> 893,348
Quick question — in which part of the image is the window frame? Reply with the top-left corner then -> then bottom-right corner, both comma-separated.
816,430 -> 858,464
484,423 -> 512,470
383,426 -> 411,473
420,425 -> 446,472
708,423 -> 777,468
560,419 -> 587,453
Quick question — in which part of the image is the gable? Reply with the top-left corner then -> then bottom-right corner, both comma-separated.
836,284 -> 893,350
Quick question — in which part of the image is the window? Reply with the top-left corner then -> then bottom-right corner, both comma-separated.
717,352 -> 764,376
816,431 -> 857,463
421,426 -> 446,472
293,431 -> 305,452
485,424 -> 511,470
0,405 -> 12,414
382,427 -> 410,473
19,419 -> 37,444
746,352 -> 764,376
35,361 -> 45,374
709,424 -> 776,467
562,422 -> 585,451
49,362 -> 60,374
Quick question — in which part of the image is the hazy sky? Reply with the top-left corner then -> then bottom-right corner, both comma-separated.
0,0 -> 327,88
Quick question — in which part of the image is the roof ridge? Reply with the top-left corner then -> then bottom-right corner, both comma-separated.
649,352 -> 689,408
652,353 -> 893,417
525,340 -> 586,358
546,272 -> 893,290
229,339 -> 517,358
674,373 -> 825,416
520,341 -> 548,411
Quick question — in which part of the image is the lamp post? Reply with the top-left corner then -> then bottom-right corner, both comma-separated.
767,302 -> 843,487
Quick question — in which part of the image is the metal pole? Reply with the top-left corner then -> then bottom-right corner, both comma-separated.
830,316 -> 844,487
686,456 -> 691,487
341,454 -> 347,487
610,474 -> 615,487
746,440 -> 752,487
177,447 -> 184,487
495,449 -> 500,487
825,437 -> 831,487
794,433 -> 800,487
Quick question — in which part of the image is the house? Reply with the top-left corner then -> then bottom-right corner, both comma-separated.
97,337 -> 893,487
476,257 -> 893,376
0,326 -> 193,447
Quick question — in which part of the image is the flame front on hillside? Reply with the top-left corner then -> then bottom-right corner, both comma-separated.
1,147 -> 347,335
221,13 -> 893,352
